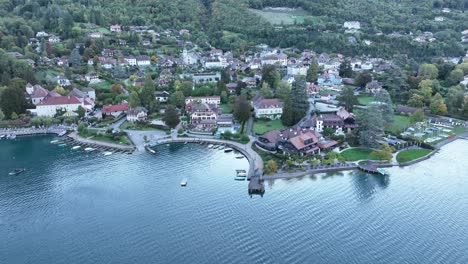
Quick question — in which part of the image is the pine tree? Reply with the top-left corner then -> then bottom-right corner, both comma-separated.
281,96 -> 294,126
373,89 -> 394,123
337,86 -> 358,112
163,105 -> 180,128
233,95 -> 251,133
338,60 -> 353,78
69,48 -> 81,68
290,76 -> 309,124
306,59 -> 319,82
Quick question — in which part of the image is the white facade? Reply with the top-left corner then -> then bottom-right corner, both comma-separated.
254,106 -> 283,120
344,21 -> 361,30
37,102 -> 81,117
185,96 -> 221,106
287,64 -> 308,76
124,57 -> 137,66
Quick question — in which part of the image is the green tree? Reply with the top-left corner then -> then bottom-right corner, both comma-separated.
281,95 -> 294,126
0,82 -> 29,119
233,95 -> 251,133
266,160 -> 278,174
373,89 -> 394,123
10,112 -> 18,120
338,60 -> 353,78
0,108 -> 4,120
337,86 -> 358,111
355,72 -> 372,88
69,48 -> 81,68
275,80 -> 291,100
306,59 -> 319,82
260,82 -> 273,98
169,91 -> 185,109
113,63 -> 127,79
445,86 -> 465,114
418,63 -> 439,80
129,91 -> 141,108
76,105 -> 85,118
371,144 -> 394,162
355,105 -> 384,148
447,69 -> 464,86
409,110 -> 425,124
163,105 -> 180,129
289,76 -> 309,124
261,65 -> 280,88
429,93 -> 447,115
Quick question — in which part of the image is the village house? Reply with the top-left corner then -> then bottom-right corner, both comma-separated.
252,96 -> 283,120
318,71 -> 342,86
102,49 -> 115,57
187,72 -> 221,84
136,56 -> 151,67
204,56 -> 228,69
155,91 -> 170,102
36,96 -> 84,117
185,96 -> 221,106
261,53 -> 288,67
85,72 -> 99,83
365,80 -> 382,94
36,31 -> 49,38
110,25 -> 122,32
99,57 -> 117,69
48,35 -> 61,43
55,76 -> 71,86
287,63 -> 308,76
127,107 -> 148,123
25,84 -> 52,105
102,102 -> 129,118
344,21 -> 361,30
88,32 -> 103,38
181,49 -> 199,66
216,114 -> 234,133
241,77 -> 257,88
186,102 -> 219,132
226,83 -> 238,94
305,107 -> 357,134
83,88 -> 96,101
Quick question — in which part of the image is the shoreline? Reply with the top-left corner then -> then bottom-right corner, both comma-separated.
264,136 -> 468,180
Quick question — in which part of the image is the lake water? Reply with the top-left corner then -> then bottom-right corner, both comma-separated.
1,136 -> 467,263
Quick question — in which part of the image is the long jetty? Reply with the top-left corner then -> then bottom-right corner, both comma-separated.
147,137 -> 265,195
0,127 -> 68,137
68,132 -> 136,153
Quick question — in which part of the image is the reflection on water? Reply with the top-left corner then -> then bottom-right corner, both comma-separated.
1,137 -> 467,264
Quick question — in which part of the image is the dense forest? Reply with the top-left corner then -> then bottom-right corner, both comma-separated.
0,0 -> 466,59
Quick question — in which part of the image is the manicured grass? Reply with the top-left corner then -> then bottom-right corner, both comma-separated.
386,115 -> 412,134
396,149 -> 432,163
341,148 -> 380,161
249,8 -> 312,25
79,130 -> 131,145
90,80 -> 113,90
120,121 -> 158,131
253,119 -> 284,135
219,104 -> 231,114
357,96 -> 374,105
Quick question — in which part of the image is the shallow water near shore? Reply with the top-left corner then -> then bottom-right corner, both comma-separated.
1,136 -> 468,263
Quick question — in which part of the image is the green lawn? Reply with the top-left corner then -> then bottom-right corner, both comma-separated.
341,148 -> 381,161
79,130 -> 131,145
396,149 -> 432,163
120,121 -> 158,131
357,96 -> 374,105
253,119 -> 284,135
90,80 -> 113,90
219,104 -> 231,114
249,8 -> 313,25
386,115 -> 412,134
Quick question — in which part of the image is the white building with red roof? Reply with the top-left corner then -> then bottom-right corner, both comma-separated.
110,25 -> 122,32
102,102 -> 129,118
36,96 -> 84,117
252,95 -> 283,120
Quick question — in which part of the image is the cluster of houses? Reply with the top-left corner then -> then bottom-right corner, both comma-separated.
256,107 -> 356,155
184,96 -> 234,133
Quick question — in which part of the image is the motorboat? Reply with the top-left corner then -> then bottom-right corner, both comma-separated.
235,156 -> 244,159
145,146 -> 156,154
9,168 -> 26,176
224,148 -> 233,153
84,147 -> 95,152
103,152 -> 113,156
58,143 -> 66,147
71,146 -> 81,150
50,140 -> 59,144
180,179 -> 188,187
207,144 -> 214,148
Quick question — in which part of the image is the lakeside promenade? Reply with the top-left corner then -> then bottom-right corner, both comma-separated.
0,126 -> 68,137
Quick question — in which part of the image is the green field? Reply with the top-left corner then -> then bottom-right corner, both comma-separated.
357,96 -> 374,105
341,148 -> 381,161
253,119 -> 283,135
90,80 -> 113,90
219,104 -> 231,114
396,149 -> 432,163
249,8 -> 312,25
386,115 -> 412,134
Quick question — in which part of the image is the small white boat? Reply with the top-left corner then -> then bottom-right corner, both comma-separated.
71,146 -> 81,150
103,151 -> 113,156
84,147 -> 95,152
208,144 -> 214,148
145,146 -> 156,154
180,179 -> 188,187
1,135 -> 6,139
224,148 -> 233,153
10,134 -> 16,139
50,140 -> 59,144
9,168 -> 26,176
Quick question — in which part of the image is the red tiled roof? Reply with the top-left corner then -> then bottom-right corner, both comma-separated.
102,102 -> 128,113
37,96 -> 82,106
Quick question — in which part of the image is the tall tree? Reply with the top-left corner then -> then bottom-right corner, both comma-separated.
259,82 -> 273,98
275,80 -> 291,100
337,86 -> 358,111
112,63 -> 127,79
338,60 -> 353,78
129,91 -> 141,108
163,105 -> 180,129
281,95 -> 294,126
169,91 -> 185,109
306,59 -> 319,82
418,63 -> 439,80
261,65 -> 280,88
290,76 -> 309,124
355,72 -> 372,88
373,89 -> 394,123
69,48 -> 81,68
354,105 -> 384,148
233,95 -> 251,133
429,93 -> 447,115
0,79 -> 29,119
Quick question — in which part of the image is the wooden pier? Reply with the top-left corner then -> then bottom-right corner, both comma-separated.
358,161 -> 385,175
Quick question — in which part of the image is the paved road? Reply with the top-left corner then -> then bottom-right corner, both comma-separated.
126,130 -> 169,151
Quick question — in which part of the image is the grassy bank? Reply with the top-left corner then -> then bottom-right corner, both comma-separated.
253,119 -> 283,135
396,149 -> 432,163
341,148 -> 380,161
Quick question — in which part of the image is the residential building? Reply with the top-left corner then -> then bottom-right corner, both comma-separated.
252,96 -> 283,120
287,63 -> 308,76
136,56 -> 151,66
261,53 -> 288,66
110,25 -> 122,32
185,96 -> 221,106
48,35 -> 61,43
36,96 -> 83,117
127,107 -> 148,123
155,91 -> 170,102
102,102 -> 129,118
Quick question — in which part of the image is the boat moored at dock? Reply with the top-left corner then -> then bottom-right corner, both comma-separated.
71,146 -> 81,150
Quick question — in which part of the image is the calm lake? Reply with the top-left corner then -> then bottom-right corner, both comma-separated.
1,136 -> 467,263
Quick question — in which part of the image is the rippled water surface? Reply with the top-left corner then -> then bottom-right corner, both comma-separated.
1,136 -> 467,263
